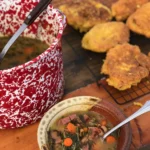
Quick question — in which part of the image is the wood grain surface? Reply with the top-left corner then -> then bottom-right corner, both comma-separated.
0,82 -> 150,150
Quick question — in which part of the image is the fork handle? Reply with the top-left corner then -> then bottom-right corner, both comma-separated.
24,0 -> 52,25
103,101 -> 150,139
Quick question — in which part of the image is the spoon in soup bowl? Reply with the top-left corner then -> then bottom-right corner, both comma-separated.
102,100 -> 150,140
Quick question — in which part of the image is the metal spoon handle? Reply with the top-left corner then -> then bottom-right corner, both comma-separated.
0,0 -> 52,61
24,0 -> 52,25
103,101 -> 150,139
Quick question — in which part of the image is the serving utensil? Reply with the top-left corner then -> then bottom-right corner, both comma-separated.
0,0 -> 52,61
102,100 -> 150,140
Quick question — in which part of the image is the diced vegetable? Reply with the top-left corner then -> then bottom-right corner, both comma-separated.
101,120 -> 107,126
66,123 -> 76,133
106,135 -> 116,144
64,138 -> 73,147
101,126 -> 108,133
83,127 -> 88,132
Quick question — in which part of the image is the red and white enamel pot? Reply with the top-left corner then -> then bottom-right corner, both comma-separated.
0,0 -> 66,129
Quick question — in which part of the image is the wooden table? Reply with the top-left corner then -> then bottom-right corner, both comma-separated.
1,1 -> 150,150
1,80 -> 150,150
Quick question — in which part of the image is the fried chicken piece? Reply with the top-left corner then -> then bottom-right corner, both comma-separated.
101,43 -> 150,90
59,0 -> 112,32
82,22 -> 130,53
112,0 -> 149,21
127,2 -> 150,38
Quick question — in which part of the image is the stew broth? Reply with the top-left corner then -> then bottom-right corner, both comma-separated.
48,111 -> 119,150
0,36 -> 49,70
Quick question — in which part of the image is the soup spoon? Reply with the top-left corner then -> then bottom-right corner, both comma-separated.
102,100 -> 150,140
0,0 -> 52,61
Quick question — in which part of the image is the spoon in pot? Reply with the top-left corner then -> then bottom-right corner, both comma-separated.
0,0 -> 52,61
102,100 -> 150,140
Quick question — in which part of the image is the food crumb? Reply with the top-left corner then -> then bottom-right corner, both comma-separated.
136,5 -> 140,8
133,102 -> 143,107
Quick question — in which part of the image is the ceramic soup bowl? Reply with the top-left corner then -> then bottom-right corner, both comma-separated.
37,96 -> 132,150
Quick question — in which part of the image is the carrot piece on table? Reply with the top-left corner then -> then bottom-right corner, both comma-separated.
106,135 -> 116,144
66,123 -> 76,133
64,138 -> 73,147
101,120 -> 107,126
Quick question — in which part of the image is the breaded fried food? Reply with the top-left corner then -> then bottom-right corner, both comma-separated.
112,0 -> 149,21
59,0 -> 112,32
95,0 -> 118,8
82,22 -> 130,53
101,43 -> 150,90
127,2 -> 150,38
53,0 -> 118,8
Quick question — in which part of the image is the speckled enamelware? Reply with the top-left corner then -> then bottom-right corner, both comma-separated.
0,0 -> 66,129
37,96 -> 132,150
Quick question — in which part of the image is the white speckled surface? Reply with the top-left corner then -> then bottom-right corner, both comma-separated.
0,0 -> 66,129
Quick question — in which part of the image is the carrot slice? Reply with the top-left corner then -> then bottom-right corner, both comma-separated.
64,138 -> 73,147
101,120 -> 107,126
83,127 -> 88,132
24,47 -> 34,55
66,123 -> 76,133
106,135 -> 116,144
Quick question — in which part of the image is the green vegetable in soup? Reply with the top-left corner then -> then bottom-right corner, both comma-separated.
48,111 -> 119,150
0,36 -> 49,69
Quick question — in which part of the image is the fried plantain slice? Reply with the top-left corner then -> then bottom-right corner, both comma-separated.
112,0 -> 149,21
82,22 -> 130,53
59,0 -> 112,32
101,43 -> 150,90
127,2 -> 150,38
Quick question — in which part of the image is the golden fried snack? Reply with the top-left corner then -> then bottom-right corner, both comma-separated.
95,0 -> 118,8
59,0 -> 112,32
101,43 -> 150,90
112,0 -> 149,21
127,2 -> 150,38
82,22 -> 130,53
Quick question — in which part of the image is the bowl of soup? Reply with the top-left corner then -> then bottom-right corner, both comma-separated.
0,0 -> 66,129
37,96 -> 132,150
